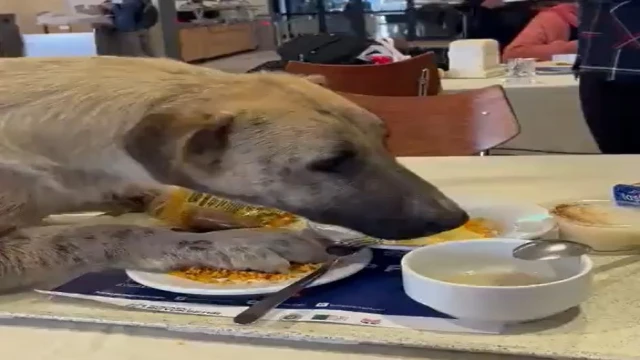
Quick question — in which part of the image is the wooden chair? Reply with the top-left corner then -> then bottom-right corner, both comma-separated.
285,52 -> 441,96
338,85 -> 520,156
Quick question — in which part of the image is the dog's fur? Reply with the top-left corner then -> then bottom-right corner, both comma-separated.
0,56 -> 467,292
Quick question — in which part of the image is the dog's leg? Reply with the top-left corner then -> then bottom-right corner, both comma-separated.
0,225 -> 329,292
0,165 -> 329,292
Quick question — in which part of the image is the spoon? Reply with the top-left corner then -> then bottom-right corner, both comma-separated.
512,240 -> 640,261
233,244 -> 366,325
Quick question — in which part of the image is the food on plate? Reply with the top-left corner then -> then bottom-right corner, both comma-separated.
170,263 -> 321,284
147,186 -> 299,230
431,269 -> 547,287
380,217 -> 500,246
550,200 -> 640,251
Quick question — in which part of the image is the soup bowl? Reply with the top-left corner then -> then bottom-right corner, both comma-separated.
401,238 -> 593,323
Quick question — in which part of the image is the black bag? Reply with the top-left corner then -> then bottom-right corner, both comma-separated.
277,34 -> 371,65
137,0 -> 159,29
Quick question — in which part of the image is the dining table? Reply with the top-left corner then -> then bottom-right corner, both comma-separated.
442,73 -> 598,155
3,155 -> 640,360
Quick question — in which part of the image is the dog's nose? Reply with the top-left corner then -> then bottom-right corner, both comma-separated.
442,210 -> 469,230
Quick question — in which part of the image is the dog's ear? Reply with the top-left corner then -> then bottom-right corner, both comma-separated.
180,112 -> 235,169
123,111 -> 235,184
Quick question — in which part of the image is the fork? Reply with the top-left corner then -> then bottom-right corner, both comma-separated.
232,236 -> 379,325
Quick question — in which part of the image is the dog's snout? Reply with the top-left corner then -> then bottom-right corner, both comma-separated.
435,209 -> 470,232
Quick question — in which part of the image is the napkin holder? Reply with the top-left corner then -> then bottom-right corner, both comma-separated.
446,39 -> 506,79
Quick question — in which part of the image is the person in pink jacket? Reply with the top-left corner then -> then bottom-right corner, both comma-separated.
502,3 -> 578,61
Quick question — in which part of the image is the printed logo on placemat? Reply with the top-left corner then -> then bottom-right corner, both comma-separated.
280,313 -> 303,321
312,314 -> 347,321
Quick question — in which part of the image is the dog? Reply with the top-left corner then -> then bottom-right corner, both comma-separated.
0,56 -> 467,292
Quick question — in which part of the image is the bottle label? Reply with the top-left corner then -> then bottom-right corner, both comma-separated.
149,187 -> 297,228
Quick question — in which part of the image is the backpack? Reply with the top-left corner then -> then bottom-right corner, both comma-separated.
137,0 -> 159,29
277,34 -> 371,65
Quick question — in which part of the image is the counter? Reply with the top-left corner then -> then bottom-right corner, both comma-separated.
3,155 -> 640,360
178,21 -> 258,62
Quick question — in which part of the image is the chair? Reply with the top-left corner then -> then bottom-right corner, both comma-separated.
285,52 -> 441,96
338,85 -> 520,156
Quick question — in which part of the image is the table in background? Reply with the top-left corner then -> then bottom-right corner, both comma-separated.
4,156 -> 640,360
442,74 -> 599,154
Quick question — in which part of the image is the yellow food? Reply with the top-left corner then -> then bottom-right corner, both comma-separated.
170,263 -> 321,284
381,218 -> 500,246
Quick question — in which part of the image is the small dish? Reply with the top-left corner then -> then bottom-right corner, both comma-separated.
401,238 -> 593,323
549,199 -> 640,251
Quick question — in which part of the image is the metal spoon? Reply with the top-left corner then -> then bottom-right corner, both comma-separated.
512,240 -> 640,261
233,244 -> 366,325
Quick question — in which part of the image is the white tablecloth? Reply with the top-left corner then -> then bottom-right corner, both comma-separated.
442,75 -> 599,154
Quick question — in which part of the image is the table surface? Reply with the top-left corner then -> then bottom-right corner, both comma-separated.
442,73 -> 577,91
4,155 -> 640,360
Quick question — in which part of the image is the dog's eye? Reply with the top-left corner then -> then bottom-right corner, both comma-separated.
309,150 -> 356,173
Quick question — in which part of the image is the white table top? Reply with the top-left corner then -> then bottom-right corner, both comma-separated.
4,155 -> 640,360
442,74 -> 577,91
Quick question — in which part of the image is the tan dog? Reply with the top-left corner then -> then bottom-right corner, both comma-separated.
0,56 -> 467,292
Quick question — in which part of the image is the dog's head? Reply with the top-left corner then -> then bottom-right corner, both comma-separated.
124,71 -> 467,240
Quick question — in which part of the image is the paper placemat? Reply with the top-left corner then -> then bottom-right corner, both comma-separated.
38,249 -> 503,334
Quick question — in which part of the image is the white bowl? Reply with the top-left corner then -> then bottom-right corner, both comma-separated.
401,238 -> 593,323
549,199 -> 640,251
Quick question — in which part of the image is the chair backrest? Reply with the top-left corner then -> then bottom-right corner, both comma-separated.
338,86 -> 520,156
285,52 -> 441,96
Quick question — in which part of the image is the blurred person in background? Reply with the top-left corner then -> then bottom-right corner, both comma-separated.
502,3 -> 578,61
576,0 -> 640,154
98,0 -> 157,57
343,0 -> 372,37
0,15 -> 24,57
463,0 -> 537,51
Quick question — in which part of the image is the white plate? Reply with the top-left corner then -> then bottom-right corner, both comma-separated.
308,198 -> 556,250
126,248 -> 373,296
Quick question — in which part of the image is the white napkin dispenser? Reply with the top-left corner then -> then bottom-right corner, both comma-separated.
447,39 -> 506,79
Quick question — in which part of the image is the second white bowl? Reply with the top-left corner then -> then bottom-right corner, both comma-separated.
401,238 -> 593,323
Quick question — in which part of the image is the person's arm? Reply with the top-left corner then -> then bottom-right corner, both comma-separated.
502,12 -> 577,61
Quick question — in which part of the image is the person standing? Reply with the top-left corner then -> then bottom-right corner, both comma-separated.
101,0 -> 158,57
576,0 -> 640,154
